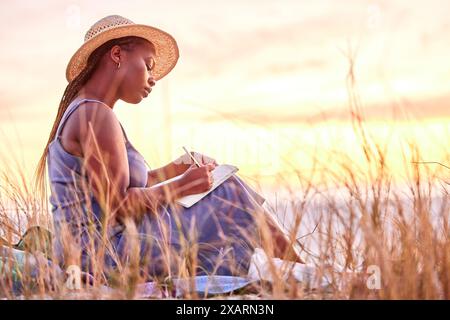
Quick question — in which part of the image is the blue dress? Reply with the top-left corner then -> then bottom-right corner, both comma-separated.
47,98 -> 265,279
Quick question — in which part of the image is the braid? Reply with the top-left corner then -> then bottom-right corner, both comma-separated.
33,36 -> 151,205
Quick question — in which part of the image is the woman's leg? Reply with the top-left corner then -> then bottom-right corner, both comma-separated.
223,175 -> 304,263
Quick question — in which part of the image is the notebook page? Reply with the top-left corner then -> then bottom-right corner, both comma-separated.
176,164 -> 239,208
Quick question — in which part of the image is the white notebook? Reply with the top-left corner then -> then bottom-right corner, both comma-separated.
151,164 -> 239,208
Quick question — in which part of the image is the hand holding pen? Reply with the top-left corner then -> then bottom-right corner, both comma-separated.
175,146 -> 216,196
173,147 -> 218,168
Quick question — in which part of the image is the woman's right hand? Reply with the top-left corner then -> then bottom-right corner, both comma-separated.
177,163 -> 215,197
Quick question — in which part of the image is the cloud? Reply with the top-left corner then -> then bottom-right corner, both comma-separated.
197,93 -> 450,125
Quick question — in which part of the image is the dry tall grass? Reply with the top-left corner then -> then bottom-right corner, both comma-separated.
0,56 -> 449,299
0,125 -> 448,299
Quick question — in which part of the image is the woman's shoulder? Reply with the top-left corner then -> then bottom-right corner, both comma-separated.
65,99 -> 125,145
72,98 -> 116,119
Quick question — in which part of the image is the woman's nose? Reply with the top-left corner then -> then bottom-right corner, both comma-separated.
148,77 -> 156,87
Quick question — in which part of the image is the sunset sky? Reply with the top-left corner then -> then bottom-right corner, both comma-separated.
0,0 -> 449,188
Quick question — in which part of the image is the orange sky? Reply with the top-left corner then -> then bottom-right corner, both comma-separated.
0,0 -> 449,186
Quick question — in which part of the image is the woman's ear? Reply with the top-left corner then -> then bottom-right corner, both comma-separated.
109,45 -> 122,65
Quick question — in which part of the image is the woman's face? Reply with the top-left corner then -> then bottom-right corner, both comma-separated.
118,41 -> 156,104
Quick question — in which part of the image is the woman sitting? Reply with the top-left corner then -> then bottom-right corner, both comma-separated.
34,15 -> 300,282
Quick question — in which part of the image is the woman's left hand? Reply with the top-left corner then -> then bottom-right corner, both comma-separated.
173,151 -> 219,171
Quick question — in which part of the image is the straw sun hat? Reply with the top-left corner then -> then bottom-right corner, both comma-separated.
66,15 -> 179,82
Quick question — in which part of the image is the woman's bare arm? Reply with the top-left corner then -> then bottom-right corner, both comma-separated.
146,152 -> 219,187
146,162 -> 189,187
121,179 -> 185,217
76,103 -> 182,220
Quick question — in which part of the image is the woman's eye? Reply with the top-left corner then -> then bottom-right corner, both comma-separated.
146,59 -> 155,71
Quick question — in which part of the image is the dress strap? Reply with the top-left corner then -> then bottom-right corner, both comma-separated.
118,122 -> 129,143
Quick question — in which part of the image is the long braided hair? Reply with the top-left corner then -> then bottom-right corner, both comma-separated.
34,36 -> 150,204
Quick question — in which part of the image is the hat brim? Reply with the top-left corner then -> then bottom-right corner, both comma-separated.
66,24 -> 179,82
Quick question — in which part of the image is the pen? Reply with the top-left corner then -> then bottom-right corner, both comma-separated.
182,146 -> 202,167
